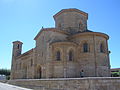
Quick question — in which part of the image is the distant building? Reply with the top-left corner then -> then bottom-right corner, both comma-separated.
111,68 -> 120,72
11,8 -> 111,79
111,68 -> 120,77
0,75 -> 6,80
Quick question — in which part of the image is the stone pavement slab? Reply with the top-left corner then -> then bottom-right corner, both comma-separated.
0,82 -> 32,90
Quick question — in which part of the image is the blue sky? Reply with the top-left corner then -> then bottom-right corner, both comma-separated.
0,0 -> 120,69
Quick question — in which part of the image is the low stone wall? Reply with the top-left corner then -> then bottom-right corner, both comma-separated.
0,80 -> 8,83
8,77 -> 120,90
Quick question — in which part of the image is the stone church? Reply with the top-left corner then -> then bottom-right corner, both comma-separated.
11,8 -> 111,79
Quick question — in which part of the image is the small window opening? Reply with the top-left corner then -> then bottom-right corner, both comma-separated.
100,43 -> 104,53
17,44 -> 19,49
83,43 -> 88,52
69,50 -> 73,61
56,51 -> 61,61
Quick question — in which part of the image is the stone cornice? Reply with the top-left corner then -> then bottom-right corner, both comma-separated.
53,8 -> 88,20
111,68 -> 120,71
12,41 -> 23,44
34,28 -> 69,40
50,41 -> 78,46
16,48 -> 34,59
70,32 -> 109,40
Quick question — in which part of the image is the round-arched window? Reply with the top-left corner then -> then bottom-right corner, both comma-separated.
56,51 -> 61,61
69,50 -> 74,61
83,43 -> 88,52
100,43 -> 104,53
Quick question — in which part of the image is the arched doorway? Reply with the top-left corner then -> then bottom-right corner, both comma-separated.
23,64 -> 27,79
37,65 -> 42,79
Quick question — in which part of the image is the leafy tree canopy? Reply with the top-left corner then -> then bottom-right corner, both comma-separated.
0,69 -> 11,76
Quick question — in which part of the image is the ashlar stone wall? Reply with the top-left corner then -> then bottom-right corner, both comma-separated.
8,77 -> 120,90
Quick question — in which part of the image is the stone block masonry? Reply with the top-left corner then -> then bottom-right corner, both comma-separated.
11,9 -> 111,79
8,77 -> 120,90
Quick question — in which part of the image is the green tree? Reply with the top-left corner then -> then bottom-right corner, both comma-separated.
111,72 -> 120,77
0,69 -> 11,80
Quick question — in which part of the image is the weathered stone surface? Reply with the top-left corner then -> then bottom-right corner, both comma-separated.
11,8 -> 111,79
8,77 -> 120,90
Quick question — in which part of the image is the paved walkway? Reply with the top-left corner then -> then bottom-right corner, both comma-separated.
0,82 -> 32,90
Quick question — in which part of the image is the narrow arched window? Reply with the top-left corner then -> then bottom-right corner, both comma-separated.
69,50 -> 73,61
79,23 -> 83,29
100,43 -> 104,53
79,21 -> 84,30
56,51 -> 61,61
17,44 -> 19,49
83,43 -> 88,52
19,62 -> 21,69
31,59 -> 33,66
79,23 -> 81,29
58,23 -> 61,30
